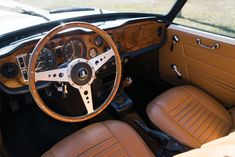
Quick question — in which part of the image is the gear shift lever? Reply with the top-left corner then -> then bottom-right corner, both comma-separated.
114,77 -> 133,104
110,77 -> 134,115
116,77 -> 133,96
123,77 -> 133,87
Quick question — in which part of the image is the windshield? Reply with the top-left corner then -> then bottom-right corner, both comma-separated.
0,0 -> 177,38
17,0 -> 176,15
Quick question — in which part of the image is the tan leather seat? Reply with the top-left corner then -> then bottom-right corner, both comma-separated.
42,120 -> 154,157
147,85 -> 234,148
174,132 -> 235,157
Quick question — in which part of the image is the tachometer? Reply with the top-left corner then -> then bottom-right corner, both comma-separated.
63,39 -> 86,61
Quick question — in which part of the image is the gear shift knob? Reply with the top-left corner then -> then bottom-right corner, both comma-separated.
123,77 -> 133,87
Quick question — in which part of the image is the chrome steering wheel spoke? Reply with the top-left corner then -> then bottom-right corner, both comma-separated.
78,84 -> 94,114
35,67 -> 69,82
88,49 -> 114,72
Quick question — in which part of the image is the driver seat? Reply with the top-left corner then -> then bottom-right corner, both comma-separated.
42,120 -> 154,157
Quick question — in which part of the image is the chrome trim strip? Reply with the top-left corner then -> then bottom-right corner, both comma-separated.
168,24 -> 235,45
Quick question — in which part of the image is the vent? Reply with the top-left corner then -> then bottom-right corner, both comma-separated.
1,62 -> 19,79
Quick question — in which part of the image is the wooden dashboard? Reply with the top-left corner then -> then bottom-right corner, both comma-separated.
0,19 -> 165,90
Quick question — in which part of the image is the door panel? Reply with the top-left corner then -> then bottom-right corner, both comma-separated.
159,24 -> 235,108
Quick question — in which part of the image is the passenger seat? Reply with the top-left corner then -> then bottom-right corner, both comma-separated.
147,85 -> 235,148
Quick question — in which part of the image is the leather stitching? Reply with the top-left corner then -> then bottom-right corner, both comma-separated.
182,87 -> 232,127
197,113 -> 217,139
191,110 -> 211,135
182,103 -> 202,128
157,105 -> 202,145
109,146 -> 128,157
187,107 -> 207,133
91,142 -> 121,157
77,136 -> 116,157
174,99 -> 196,121
178,100 -> 199,124
102,121 -> 154,157
203,116 -> 222,143
168,95 -> 190,113
101,122 -> 130,157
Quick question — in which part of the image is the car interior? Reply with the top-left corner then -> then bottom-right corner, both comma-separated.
1,0 -> 235,157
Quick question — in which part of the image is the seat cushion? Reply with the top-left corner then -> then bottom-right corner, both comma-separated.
147,85 -> 233,148
42,120 -> 154,157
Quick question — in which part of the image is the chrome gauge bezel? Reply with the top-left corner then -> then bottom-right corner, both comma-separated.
36,47 -> 56,72
94,35 -> 103,47
63,38 -> 87,62
26,47 -> 56,72
89,48 -> 98,58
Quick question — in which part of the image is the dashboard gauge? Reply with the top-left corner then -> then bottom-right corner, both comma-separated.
94,35 -> 103,47
36,47 -> 56,72
27,47 -> 56,72
89,48 -> 98,58
63,39 -> 86,62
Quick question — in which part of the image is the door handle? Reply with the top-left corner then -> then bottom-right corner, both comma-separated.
196,38 -> 220,50
170,35 -> 180,52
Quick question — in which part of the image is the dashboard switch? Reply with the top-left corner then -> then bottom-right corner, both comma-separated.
21,70 -> 28,82
17,56 -> 26,69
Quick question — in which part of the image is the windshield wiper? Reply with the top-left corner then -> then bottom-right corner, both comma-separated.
20,9 -> 50,21
49,7 -> 103,14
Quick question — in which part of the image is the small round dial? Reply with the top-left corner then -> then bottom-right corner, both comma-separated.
63,39 -> 86,61
89,48 -> 98,58
94,36 -> 103,47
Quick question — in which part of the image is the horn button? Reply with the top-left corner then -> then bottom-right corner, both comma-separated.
70,62 -> 93,86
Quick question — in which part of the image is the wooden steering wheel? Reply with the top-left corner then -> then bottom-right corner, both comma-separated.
28,22 -> 122,122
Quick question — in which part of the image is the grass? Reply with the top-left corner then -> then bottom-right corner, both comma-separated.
17,0 -> 235,38
174,0 -> 235,38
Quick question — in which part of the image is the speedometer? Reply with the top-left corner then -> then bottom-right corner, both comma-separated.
63,39 -> 86,62
27,47 -> 56,72
36,47 -> 56,72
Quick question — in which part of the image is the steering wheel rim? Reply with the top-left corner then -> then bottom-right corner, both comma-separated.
28,22 -> 122,123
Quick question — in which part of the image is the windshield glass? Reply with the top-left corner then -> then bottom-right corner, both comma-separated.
17,0 -> 176,15
0,0 -> 176,38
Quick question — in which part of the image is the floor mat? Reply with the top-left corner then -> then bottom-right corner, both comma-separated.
1,106 -> 85,157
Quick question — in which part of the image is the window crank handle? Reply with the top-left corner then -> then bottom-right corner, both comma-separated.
171,64 -> 182,79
